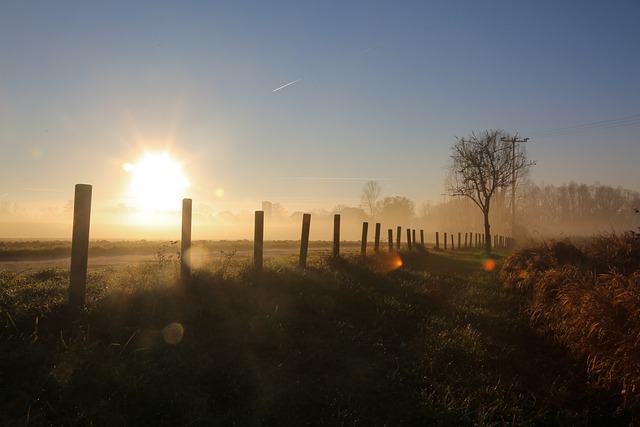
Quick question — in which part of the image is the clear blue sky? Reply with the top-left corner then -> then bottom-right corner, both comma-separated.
2,0 -> 639,221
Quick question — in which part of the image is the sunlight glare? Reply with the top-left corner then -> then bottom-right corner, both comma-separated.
124,152 -> 190,212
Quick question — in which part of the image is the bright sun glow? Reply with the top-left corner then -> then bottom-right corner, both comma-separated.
123,152 -> 190,212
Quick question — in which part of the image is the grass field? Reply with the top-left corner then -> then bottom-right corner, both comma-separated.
1,242 -> 637,426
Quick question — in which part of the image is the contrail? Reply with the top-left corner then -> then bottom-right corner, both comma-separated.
272,78 -> 303,93
280,177 -> 393,181
271,41 -> 382,93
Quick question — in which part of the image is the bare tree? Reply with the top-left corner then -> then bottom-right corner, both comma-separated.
360,180 -> 382,219
446,129 -> 534,254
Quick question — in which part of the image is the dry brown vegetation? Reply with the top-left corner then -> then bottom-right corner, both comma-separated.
501,233 -> 640,406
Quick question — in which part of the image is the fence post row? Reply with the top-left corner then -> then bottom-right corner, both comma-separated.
299,213 -> 311,267
254,210 -> 264,270
67,185 -> 523,298
69,184 -> 92,312
181,198 -> 193,283
361,222 -> 368,256
333,214 -> 340,257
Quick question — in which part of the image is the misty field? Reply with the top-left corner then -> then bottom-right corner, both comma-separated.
1,239 -> 639,426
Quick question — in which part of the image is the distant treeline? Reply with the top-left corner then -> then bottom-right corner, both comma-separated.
420,182 -> 640,239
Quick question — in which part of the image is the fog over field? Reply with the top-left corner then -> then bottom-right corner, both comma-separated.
1,2 -> 639,241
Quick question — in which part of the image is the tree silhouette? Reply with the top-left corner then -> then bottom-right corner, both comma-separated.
380,196 -> 415,226
446,129 -> 534,254
360,180 -> 382,219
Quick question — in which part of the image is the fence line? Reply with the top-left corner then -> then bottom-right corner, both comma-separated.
66,183 -> 516,309
69,184 -> 92,312
181,198 -> 192,284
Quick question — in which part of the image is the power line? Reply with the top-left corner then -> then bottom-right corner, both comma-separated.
526,113 -> 640,139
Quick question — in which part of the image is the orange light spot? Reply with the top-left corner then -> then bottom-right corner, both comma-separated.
376,252 -> 403,272
482,259 -> 496,271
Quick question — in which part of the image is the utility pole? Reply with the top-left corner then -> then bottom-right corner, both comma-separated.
501,135 -> 529,242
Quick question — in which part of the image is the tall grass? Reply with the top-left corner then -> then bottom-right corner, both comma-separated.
1,248 -> 635,425
501,233 -> 640,407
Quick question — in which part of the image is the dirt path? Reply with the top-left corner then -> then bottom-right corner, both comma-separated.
0,247 -> 346,273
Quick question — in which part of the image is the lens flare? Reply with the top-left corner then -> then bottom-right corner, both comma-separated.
162,322 -> 184,345
375,251 -> 403,272
482,259 -> 496,272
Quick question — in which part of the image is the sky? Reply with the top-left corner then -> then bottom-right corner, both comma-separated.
1,1 -> 640,236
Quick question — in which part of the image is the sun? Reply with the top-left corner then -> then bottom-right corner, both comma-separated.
123,152 -> 190,211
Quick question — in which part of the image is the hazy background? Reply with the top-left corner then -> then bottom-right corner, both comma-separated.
1,1 -> 639,239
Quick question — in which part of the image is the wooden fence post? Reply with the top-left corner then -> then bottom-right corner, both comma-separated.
333,214 -> 340,257
444,232 -> 448,250
388,229 -> 393,251
254,210 -> 264,270
420,229 -> 424,246
464,233 -> 468,249
451,234 -> 454,250
181,198 -> 192,283
458,232 -> 461,249
361,222 -> 368,256
406,228 -> 412,251
374,223 -> 381,253
299,213 -> 311,267
396,226 -> 401,251
436,232 -> 439,250
69,184 -> 92,311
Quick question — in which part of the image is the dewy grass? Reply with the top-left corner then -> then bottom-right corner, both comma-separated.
1,248 -> 636,425
502,234 -> 640,410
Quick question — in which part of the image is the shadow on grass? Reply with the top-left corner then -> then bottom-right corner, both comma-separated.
0,252 -> 635,426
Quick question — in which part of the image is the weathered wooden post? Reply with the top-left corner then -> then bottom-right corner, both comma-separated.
444,232 -> 447,250
388,229 -> 393,251
406,229 -> 412,250
396,226 -> 401,251
69,184 -> 92,312
181,198 -> 192,283
464,233 -> 468,249
254,210 -> 264,270
420,229 -> 424,246
435,232 -> 440,250
333,214 -> 340,257
361,222 -> 368,256
299,213 -> 311,268
374,223 -> 381,253
458,232 -> 461,249
412,229 -> 416,247
451,234 -> 454,250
